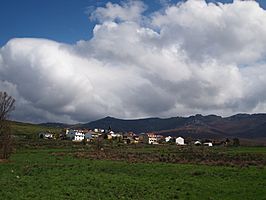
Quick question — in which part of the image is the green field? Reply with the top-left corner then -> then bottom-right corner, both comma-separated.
10,121 -> 61,138
0,144 -> 266,200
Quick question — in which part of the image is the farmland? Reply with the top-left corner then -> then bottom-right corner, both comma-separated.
0,142 -> 266,200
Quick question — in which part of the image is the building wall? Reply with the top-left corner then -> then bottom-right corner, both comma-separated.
176,137 -> 185,145
74,134 -> 84,141
165,136 -> 172,142
148,137 -> 158,144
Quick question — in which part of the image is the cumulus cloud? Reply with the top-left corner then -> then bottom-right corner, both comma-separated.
90,1 -> 147,23
1,0 -> 266,123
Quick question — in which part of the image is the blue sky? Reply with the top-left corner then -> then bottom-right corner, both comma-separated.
2,0 -> 264,47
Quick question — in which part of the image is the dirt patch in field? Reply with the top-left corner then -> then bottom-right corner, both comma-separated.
50,152 -> 67,156
70,148 -> 266,167
0,159 -> 8,163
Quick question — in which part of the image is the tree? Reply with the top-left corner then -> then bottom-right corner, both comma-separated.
0,91 -> 15,159
233,138 -> 240,147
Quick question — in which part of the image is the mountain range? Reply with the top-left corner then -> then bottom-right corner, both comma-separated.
48,113 -> 266,140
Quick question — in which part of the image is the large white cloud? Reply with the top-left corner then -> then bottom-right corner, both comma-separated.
1,0 -> 266,123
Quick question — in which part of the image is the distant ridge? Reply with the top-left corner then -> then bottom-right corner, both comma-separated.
78,114 -> 266,139
38,122 -> 72,128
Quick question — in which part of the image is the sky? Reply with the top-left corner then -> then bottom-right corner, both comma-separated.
0,0 -> 241,46
1,0 -> 266,123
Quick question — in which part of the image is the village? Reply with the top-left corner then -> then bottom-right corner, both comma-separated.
38,127 -> 231,147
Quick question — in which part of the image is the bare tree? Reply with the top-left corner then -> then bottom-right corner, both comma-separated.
0,91 -> 15,159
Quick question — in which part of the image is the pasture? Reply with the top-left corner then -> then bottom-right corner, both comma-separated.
0,143 -> 265,199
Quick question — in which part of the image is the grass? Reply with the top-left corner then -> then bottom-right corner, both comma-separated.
9,121 -> 61,138
0,146 -> 266,200
222,146 -> 266,154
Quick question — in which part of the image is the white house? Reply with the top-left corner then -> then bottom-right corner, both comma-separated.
194,141 -> 201,146
139,133 -> 159,144
39,132 -> 54,139
203,142 -> 213,147
165,136 -> 172,143
73,132 -> 85,141
148,133 -> 159,144
66,129 -> 85,141
94,128 -> 105,134
110,132 -> 122,138
176,137 -> 185,145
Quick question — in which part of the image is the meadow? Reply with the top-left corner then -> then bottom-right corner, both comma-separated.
0,143 -> 266,200
9,121 -> 61,139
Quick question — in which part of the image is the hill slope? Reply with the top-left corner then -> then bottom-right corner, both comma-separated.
80,114 -> 266,139
10,121 -> 62,137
